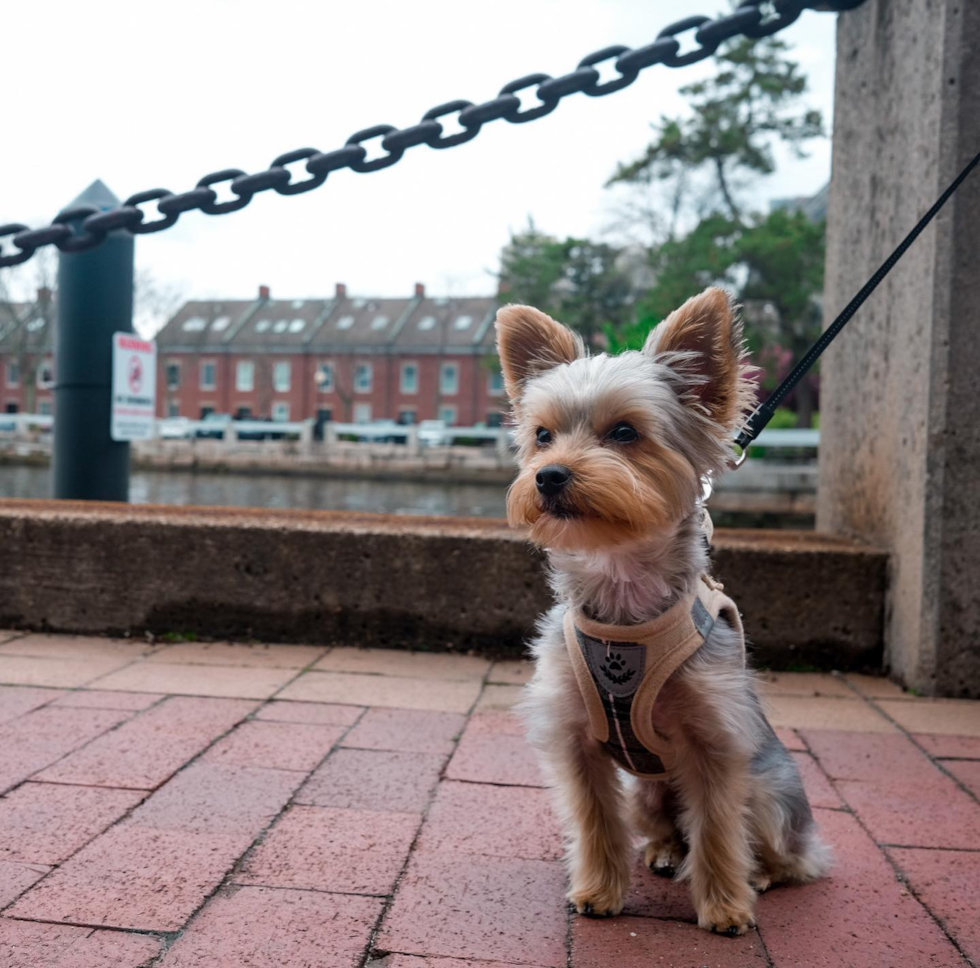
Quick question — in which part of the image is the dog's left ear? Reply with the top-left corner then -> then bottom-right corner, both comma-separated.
495,304 -> 583,403
643,287 -> 753,428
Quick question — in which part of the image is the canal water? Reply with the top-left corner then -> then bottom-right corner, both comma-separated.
0,465 -> 509,519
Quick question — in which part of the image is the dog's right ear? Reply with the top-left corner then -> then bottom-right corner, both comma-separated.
495,304 -> 583,403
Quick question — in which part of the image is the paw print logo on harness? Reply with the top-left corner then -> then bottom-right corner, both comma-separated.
600,651 -> 636,686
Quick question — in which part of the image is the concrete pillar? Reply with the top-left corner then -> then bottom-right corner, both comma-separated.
817,0 -> 980,697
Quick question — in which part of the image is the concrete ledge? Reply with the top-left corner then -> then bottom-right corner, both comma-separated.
0,501 -> 886,669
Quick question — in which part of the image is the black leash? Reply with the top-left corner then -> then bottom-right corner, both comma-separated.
732,147 -> 980,461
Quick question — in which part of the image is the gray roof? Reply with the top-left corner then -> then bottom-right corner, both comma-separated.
156,291 -> 499,355
154,299 -> 257,350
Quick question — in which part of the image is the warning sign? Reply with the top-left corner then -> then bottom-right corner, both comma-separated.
111,332 -> 157,442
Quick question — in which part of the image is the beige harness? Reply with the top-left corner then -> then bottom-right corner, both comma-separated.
564,575 -> 744,779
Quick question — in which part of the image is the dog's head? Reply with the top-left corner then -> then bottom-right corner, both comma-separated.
496,287 -> 754,552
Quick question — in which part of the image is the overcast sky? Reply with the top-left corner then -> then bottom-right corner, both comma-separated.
3,1 -> 837,314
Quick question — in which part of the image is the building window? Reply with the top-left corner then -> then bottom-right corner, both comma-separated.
235,406 -> 252,419
168,402 -> 180,417
486,411 -> 504,428
440,363 -> 459,396
354,363 -> 372,394
36,362 -> 54,389
166,362 -> 180,390
200,405 -> 215,418
236,360 -> 254,392
316,362 -> 334,393
371,315 -> 389,331
5,402 -> 18,413
398,408 -> 417,425
273,361 -> 291,393
353,402 -> 372,423
7,362 -> 20,387
272,402 -> 290,422
417,315 -> 436,331
439,405 -> 457,425
400,362 -> 418,394
200,360 -> 217,390
336,315 -> 355,330
454,315 -> 473,331
38,400 -> 53,416
488,370 -> 504,395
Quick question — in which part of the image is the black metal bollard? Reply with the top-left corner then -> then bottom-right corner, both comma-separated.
53,181 -> 134,501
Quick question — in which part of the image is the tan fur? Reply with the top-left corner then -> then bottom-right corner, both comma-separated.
500,289 -> 830,938
643,287 -> 755,431
496,304 -> 584,406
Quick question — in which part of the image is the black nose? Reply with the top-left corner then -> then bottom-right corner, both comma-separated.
536,464 -> 572,496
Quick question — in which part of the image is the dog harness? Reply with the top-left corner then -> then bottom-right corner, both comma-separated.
564,575 -> 744,780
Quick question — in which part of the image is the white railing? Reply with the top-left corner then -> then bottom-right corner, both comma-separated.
0,413 -> 54,435
0,414 -> 822,454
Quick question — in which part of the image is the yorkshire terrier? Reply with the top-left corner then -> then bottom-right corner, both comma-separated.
495,287 -> 830,936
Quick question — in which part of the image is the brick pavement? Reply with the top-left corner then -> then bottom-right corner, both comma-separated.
0,630 -> 977,967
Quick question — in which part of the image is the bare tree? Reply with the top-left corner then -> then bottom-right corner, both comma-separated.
134,267 -> 185,339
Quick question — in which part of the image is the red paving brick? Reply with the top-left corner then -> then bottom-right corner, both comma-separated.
944,758 -> 980,797
343,707 -> 466,756
237,805 -> 421,894
8,823 -> 247,931
379,959 -> 530,968
377,852 -> 567,967
202,720 -> 346,772
254,699 -> 364,726
0,782 -> 144,865
914,733 -> 980,759
0,685 -> 63,724
573,914 -> 768,967
36,696 -> 256,790
417,780 -> 562,861
297,748 -> 446,813
775,727 -> 806,751
158,885 -> 383,968
51,690 -> 163,711
756,808 -> 963,967
623,858 -> 698,921
791,751 -> 844,810
0,706 -> 132,794
445,713 -> 545,787
0,861 -> 50,907
888,847 -> 980,965
803,729 -> 933,782
129,761 -> 301,835
0,919 -> 162,968
835,774 -> 980,849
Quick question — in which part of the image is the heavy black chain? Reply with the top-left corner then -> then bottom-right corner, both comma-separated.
0,0 -> 866,269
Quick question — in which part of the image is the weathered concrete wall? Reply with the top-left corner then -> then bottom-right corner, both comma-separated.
818,1 -> 980,696
0,501 -> 884,669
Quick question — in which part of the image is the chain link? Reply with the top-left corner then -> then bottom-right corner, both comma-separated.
0,0 -> 867,269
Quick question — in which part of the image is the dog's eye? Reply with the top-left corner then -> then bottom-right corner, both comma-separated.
607,422 -> 639,444
536,427 -> 553,446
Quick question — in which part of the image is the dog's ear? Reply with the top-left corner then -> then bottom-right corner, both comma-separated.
495,304 -> 583,402
643,287 -> 753,428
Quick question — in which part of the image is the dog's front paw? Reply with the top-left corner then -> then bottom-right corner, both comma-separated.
568,883 -> 627,918
696,898 -> 756,937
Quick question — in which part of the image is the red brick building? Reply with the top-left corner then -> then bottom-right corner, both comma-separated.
154,284 -> 506,427
0,290 -> 56,415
